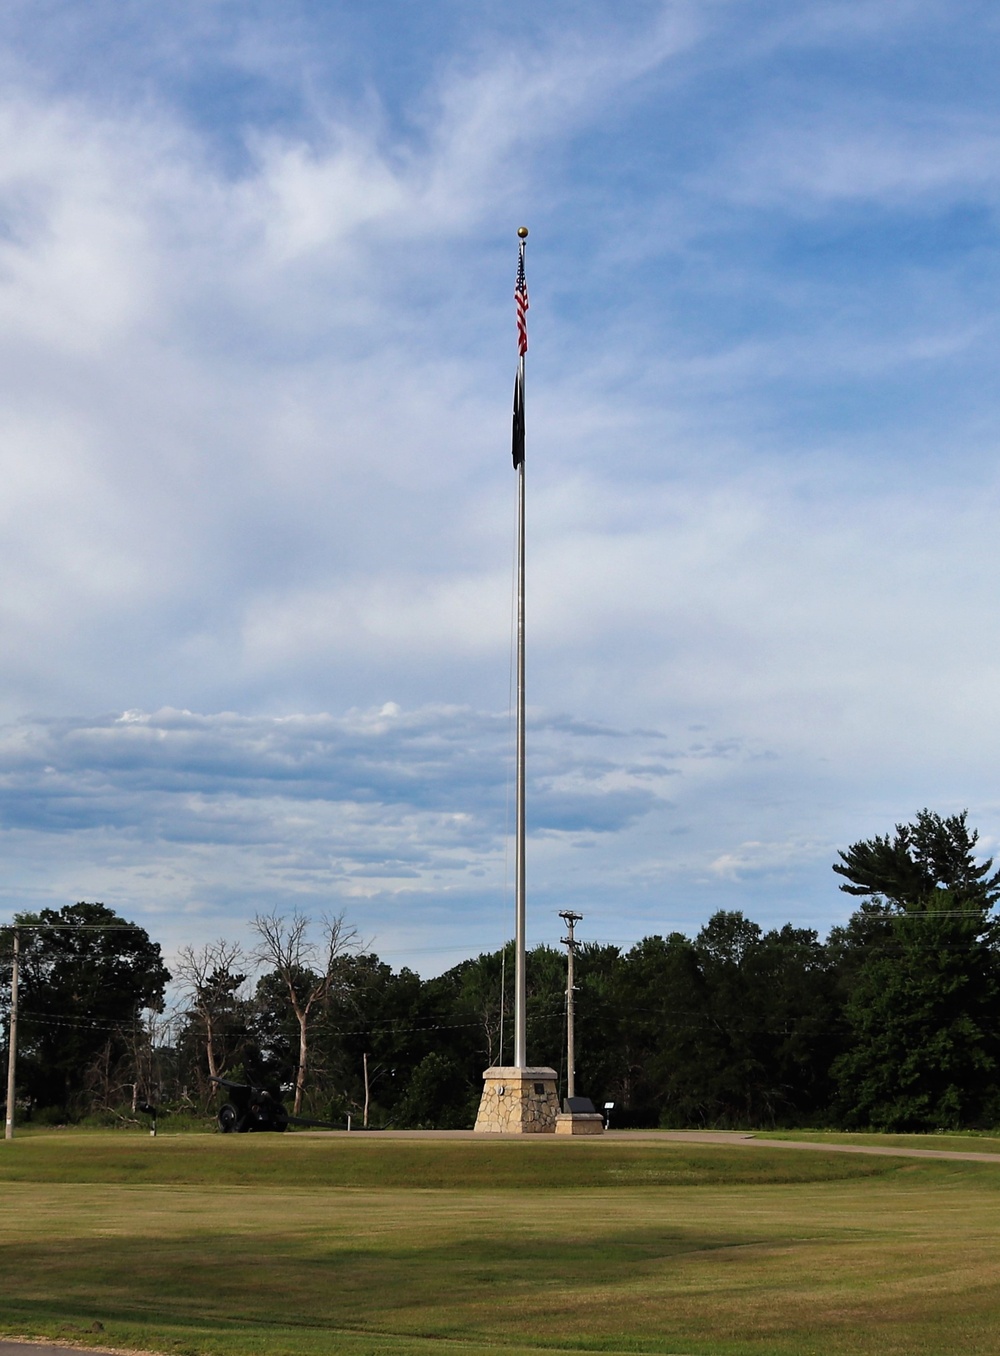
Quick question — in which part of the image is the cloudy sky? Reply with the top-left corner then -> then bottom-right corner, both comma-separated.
2,0 -> 1000,971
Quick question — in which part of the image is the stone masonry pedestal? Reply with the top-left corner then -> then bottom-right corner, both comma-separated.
474,1066 -> 559,1133
555,1112 -> 605,1135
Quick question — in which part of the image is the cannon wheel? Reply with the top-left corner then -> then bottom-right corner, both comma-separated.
217,1103 -> 239,1133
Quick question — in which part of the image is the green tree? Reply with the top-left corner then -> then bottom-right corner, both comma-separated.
573,942 -> 627,1109
831,811 -> 1000,1130
394,1051 -> 472,1129
833,808 -> 1000,911
313,953 -> 439,1126
599,916 -> 838,1129
682,913 -> 837,1128
609,931 -> 703,1125
0,901 -> 170,1115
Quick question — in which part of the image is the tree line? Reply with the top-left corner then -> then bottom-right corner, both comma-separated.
3,809 -> 1000,1133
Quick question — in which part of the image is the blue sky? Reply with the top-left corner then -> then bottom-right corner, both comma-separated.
2,0 -> 1000,971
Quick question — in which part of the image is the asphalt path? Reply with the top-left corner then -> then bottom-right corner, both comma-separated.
0,1345 -> 123,1356
299,1127 -> 1000,1161
657,1130 -> 1000,1162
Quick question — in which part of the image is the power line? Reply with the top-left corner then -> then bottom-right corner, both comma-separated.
9,1000 -> 570,1040
0,923 -> 146,931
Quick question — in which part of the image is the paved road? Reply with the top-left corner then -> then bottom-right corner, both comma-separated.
655,1130 -> 1000,1163
301,1126 -> 1000,1162
0,1345 -> 122,1356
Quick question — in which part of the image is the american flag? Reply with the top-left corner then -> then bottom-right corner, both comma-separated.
514,246 -> 529,356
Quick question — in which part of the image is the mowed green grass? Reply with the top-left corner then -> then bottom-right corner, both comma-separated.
3,1135 -> 1000,1356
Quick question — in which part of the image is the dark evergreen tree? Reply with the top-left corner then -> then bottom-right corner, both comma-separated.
596,916 -> 839,1129
833,809 -> 1000,911
572,942 -> 627,1111
317,953 -> 452,1126
682,913 -> 837,1127
395,1051 -> 473,1129
831,811 -> 1000,1130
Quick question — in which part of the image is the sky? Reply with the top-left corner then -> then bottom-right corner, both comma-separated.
2,0 -> 1000,974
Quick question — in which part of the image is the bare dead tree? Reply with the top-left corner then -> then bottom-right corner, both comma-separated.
116,1007 -> 177,1118
250,911 -> 359,1115
82,1037 -> 116,1114
175,939 -> 247,1089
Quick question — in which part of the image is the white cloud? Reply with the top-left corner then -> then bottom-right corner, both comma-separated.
722,114 -> 1000,210
0,702 -> 691,960
0,2 -> 998,968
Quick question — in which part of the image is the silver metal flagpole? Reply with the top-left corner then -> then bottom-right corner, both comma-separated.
514,226 -> 528,1071
474,226 -> 557,1133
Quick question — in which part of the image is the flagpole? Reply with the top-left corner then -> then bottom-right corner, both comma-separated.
475,225 -> 559,1133
514,360 -> 527,1070
514,226 -> 528,1070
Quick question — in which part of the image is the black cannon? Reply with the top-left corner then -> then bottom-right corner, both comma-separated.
210,1076 -> 336,1133
211,1077 -> 290,1133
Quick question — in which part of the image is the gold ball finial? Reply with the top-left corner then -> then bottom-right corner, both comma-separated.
517,226 -> 529,238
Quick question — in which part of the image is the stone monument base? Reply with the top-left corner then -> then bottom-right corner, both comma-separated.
474,1066 -> 559,1133
555,1112 -> 605,1135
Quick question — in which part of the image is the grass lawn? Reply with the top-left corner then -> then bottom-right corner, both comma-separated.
3,1133 -> 1000,1356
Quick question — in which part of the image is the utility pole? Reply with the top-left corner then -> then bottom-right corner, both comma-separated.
559,910 -> 583,1102
5,927 -> 19,1140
